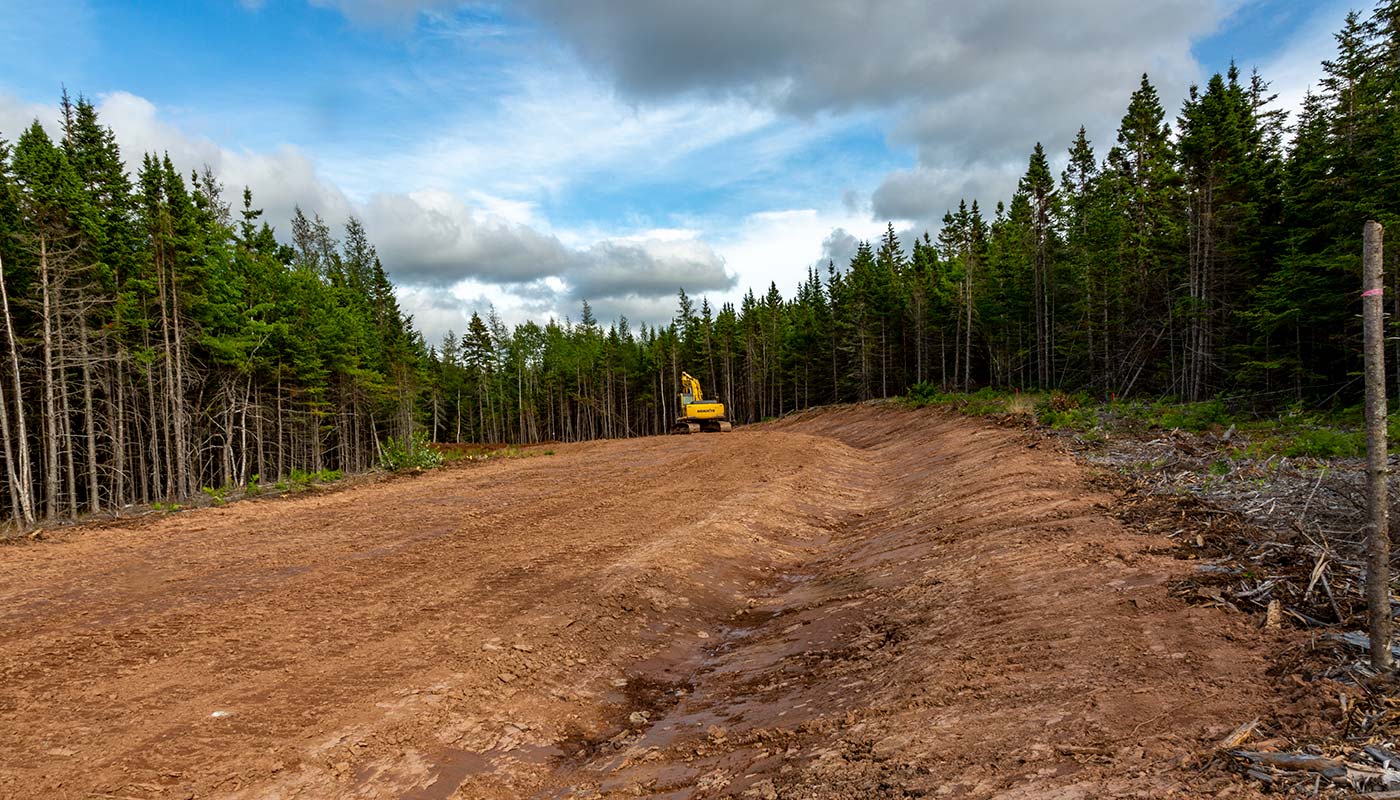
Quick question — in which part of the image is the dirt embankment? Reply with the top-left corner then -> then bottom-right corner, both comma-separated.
0,405 -> 1307,798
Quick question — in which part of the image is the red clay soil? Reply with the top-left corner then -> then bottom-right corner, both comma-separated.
0,404 -> 1318,799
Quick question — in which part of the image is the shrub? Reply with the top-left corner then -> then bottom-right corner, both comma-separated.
1283,427 -> 1365,459
1004,392 -> 1038,418
961,387 -> 1012,416
906,381 -> 947,406
1039,406 -> 1097,431
378,429 -> 444,472
1036,392 -> 1097,430
1153,399 -> 1232,432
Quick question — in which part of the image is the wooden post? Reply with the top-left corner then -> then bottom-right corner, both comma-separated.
1363,220 -> 1392,671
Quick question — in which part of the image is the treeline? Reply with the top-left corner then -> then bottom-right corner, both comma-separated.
425,4 -> 1400,443
0,93 -> 420,526
4,5 -> 1399,526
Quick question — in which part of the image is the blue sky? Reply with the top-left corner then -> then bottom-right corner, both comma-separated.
0,0 -> 1359,342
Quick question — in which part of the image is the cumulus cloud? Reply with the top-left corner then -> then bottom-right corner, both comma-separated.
78,91 -> 736,300
521,0 -> 1237,230
359,194 -> 739,297
871,161 -> 1022,223
817,228 -> 860,271
524,0 -> 1225,160
0,91 -> 56,141
568,237 -> 735,301
93,91 -> 355,238
2,88 -> 741,343
710,208 -> 889,300
6,1 -> 1289,343
359,190 -> 573,285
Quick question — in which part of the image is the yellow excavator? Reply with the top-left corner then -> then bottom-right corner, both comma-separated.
672,371 -> 732,434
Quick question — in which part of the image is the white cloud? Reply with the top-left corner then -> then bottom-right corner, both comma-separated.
710,208 -> 889,301
0,91 -> 56,141
524,0 -> 1231,164
8,0 -> 1344,350
517,0 -> 1247,236
359,189 -> 571,284
871,161 -> 1025,224
1,89 -> 742,346
569,236 -> 734,301
94,91 -> 354,241
324,67 -> 781,203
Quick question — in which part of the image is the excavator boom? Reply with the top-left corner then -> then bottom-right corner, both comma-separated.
681,371 -> 705,402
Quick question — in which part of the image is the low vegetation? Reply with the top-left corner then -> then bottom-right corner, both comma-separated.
378,430 -> 444,472
903,383 -> 1387,461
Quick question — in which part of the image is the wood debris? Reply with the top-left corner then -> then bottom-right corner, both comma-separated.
1057,423 -> 1400,796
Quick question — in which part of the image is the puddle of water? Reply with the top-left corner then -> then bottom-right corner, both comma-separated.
398,747 -> 486,800
401,741 -> 562,800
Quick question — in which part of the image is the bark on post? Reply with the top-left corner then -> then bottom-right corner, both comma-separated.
1363,220 -> 1392,671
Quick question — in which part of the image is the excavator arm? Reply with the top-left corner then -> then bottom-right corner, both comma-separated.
680,371 -> 704,402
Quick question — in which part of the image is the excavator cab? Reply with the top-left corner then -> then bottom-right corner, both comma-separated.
673,371 -> 733,434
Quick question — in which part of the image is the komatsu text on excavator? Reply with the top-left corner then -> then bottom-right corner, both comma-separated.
672,371 -> 732,434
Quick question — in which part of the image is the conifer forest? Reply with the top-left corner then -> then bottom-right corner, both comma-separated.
2,4 -> 1399,527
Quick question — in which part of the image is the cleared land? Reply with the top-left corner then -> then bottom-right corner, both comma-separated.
0,405 -> 1309,798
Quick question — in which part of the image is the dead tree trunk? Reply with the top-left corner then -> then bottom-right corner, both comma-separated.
1363,220 -> 1392,671
78,314 -> 100,514
0,254 -> 35,524
39,236 -> 62,519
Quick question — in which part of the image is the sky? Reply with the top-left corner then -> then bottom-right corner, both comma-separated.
0,0 -> 1361,345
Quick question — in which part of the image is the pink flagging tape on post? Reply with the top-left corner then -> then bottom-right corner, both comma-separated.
1363,288 -> 1385,297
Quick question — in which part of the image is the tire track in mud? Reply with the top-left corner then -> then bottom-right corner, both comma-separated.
0,405 -> 1298,799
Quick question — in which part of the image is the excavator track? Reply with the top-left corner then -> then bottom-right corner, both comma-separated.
671,419 -> 732,434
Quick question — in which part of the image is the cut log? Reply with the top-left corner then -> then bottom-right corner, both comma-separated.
1231,750 -> 1347,780
1217,719 -> 1259,750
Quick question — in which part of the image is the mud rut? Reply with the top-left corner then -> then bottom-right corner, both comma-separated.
0,405 -> 1294,799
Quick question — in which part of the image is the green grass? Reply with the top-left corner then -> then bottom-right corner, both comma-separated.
900,385 -> 1393,460
287,467 -> 344,487
903,384 -> 1037,417
435,442 -> 556,464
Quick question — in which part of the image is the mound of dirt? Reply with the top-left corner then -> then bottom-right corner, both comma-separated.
0,405 -> 1304,798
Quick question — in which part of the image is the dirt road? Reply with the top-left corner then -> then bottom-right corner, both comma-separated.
0,405 -> 1306,798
